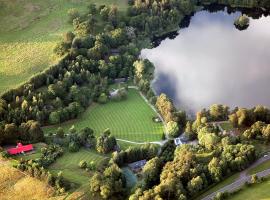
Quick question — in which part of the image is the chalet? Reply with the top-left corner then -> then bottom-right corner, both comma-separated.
128,159 -> 147,173
7,143 -> 33,155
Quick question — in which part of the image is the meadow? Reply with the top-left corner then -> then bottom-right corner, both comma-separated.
44,89 -> 164,143
49,148 -> 107,186
0,0 -> 128,94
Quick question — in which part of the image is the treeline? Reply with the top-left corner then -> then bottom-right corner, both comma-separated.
0,120 -> 44,145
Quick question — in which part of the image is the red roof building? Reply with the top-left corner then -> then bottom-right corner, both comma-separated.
7,143 -> 33,155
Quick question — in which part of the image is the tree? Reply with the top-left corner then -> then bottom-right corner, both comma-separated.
166,121 -> 179,138
56,127 -> 65,138
156,93 -> 175,123
234,15 -> 250,30
96,130 -> 117,154
49,111 -> 61,125
79,160 -> 87,169
187,176 -> 203,195
143,157 -> 163,189
98,93 -> 108,104
67,8 -> 80,24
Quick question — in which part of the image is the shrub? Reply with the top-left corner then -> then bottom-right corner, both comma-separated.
79,160 -> 87,169
68,142 -> 80,152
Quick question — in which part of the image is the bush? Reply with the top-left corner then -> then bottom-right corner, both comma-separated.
98,93 -> 108,104
79,160 -> 87,169
68,142 -> 80,152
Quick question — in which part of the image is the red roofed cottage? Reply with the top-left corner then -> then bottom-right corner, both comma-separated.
7,143 -> 33,155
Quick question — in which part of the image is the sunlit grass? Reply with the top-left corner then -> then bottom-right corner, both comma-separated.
0,0 -> 128,94
43,89 -> 164,143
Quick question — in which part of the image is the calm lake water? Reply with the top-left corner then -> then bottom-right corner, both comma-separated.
141,10 -> 270,113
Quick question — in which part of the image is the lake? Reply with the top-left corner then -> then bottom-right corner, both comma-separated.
141,9 -> 270,113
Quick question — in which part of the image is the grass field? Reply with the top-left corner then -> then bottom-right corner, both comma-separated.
248,159 -> 270,175
49,148 -> 107,186
0,0 -> 128,94
228,177 -> 270,200
44,89 -> 164,142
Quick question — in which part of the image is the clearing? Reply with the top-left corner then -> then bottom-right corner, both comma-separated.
43,89 -> 164,143
49,148 -> 107,186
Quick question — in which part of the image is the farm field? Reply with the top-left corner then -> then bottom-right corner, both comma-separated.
43,89 -> 164,143
0,0 -> 128,94
229,177 -> 270,200
49,148 -> 108,186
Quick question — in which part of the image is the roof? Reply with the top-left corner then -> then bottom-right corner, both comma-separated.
128,159 -> 147,169
174,138 -> 182,146
7,143 -> 33,155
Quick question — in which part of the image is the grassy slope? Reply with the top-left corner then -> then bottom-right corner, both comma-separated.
0,160 -> 57,199
43,89 -> 164,142
49,148 -> 107,186
0,0 -> 128,94
229,177 -> 270,200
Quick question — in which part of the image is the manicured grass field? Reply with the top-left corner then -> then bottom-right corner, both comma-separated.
228,177 -> 270,200
49,148 -> 107,186
0,0 -> 128,94
195,173 -> 240,200
44,89 -> 164,142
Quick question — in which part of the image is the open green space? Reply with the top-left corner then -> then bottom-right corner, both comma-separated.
49,148 -> 107,186
0,0 -> 128,94
220,121 -> 234,131
194,173 -> 240,200
44,89 -> 164,142
228,177 -> 270,200
248,159 -> 270,175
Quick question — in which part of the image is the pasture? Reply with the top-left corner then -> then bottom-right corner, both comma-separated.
0,0 -> 128,94
49,148 -> 107,186
44,89 -> 164,143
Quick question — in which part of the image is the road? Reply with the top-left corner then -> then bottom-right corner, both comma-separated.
202,153 -> 270,200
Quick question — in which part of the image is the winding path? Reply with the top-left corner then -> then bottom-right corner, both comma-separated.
202,153 -> 270,200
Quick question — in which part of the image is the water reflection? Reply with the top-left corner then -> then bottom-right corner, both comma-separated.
141,10 -> 270,113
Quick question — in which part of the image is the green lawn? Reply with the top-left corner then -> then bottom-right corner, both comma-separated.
228,177 -> 270,200
0,0 -> 128,94
43,89 -> 164,142
248,159 -> 270,175
49,148 -> 107,186
194,173 -> 240,200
